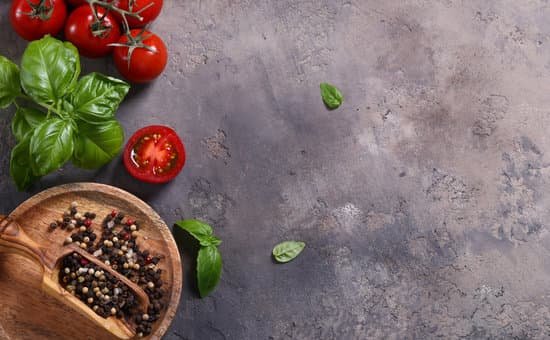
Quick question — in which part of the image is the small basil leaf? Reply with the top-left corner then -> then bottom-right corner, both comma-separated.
175,219 -> 214,243
11,106 -> 46,142
62,98 -> 74,113
320,83 -> 343,110
199,235 -> 222,247
70,73 -> 130,123
272,241 -> 306,263
72,119 -> 124,169
29,118 -> 75,176
197,245 -> 222,298
10,135 -> 40,191
0,55 -> 21,109
20,36 -> 80,105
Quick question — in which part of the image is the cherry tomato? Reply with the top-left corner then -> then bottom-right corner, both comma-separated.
64,5 -> 121,58
10,0 -> 67,41
123,125 -> 186,184
112,29 -> 167,83
67,0 -> 115,6
66,0 -> 86,6
114,0 -> 163,28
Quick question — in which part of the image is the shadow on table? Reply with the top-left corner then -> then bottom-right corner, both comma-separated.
173,226 -> 201,299
99,159 -> 175,202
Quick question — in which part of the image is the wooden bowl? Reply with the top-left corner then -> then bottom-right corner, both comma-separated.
0,183 -> 182,339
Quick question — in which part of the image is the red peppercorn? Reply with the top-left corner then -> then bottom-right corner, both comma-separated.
84,219 -> 92,227
80,258 -> 89,265
122,233 -> 130,241
126,219 -> 134,226
111,210 -> 118,218
145,255 -> 153,264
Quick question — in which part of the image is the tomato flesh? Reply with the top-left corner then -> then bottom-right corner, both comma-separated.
123,126 -> 185,183
130,133 -> 179,176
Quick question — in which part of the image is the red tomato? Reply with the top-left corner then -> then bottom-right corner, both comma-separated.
123,125 -> 186,184
66,0 -> 86,6
67,0 -> 115,6
114,0 -> 163,28
10,0 -> 67,41
64,5 -> 121,58
112,29 -> 167,83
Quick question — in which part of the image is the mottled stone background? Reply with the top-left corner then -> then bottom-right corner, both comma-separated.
2,0 -> 550,339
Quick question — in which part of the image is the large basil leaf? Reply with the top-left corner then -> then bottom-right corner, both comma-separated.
29,118 -> 75,176
11,106 -> 46,142
20,36 -> 80,105
0,56 -> 21,108
10,135 -> 40,191
70,73 -> 129,123
72,119 -> 124,169
197,245 -> 222,298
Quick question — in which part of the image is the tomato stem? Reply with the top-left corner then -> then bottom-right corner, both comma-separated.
86,0 -> 154,37
108,28 -> 158,71
85,0 -> 158,70
86,0 -> 150,21
23,0 -> 54,21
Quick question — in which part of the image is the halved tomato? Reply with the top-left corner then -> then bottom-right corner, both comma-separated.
123,125 -> 186,183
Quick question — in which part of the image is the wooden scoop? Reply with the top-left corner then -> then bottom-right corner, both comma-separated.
0,214 -> 150,339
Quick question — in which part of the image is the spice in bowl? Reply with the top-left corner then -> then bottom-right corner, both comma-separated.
51,202 -> 165,337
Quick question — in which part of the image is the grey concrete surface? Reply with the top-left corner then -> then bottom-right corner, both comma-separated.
2,0 -> 550,339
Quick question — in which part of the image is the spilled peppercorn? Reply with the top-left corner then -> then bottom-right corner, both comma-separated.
51,202 -> 165,337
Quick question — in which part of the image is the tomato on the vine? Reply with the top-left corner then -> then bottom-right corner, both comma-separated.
66,0 -> 86,6
64,5 -> 121,58
114,0 -> 163,28
123,125 -> 186,184
10,0 -> 67,41
112,29 -> 167,83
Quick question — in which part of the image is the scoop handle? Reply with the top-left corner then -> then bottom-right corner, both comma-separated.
0,215 -> 46,268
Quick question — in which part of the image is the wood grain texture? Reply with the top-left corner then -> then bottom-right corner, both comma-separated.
0,183 -> 182,340
0,217 -> 140,339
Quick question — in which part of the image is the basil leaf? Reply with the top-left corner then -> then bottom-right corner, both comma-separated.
10,135 -> 40,191
272,241 -> 306,263
72,119 -> 124,169
175,219 -> 214,243
62,98 -> 75,113
197,245 -> 222,298
29,118 -> 75,176
0,56 -> 21,108
200,235 -> 222,247
20,36 -> 80,105
320,83 -> 343,110
70,73 -> 130,123
11,106 -> 46,142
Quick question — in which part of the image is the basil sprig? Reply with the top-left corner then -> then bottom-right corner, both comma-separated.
175,219 -> 223,298
0,36 -> 129,190
320,82 -> 344,109
272,241 -> 306,263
